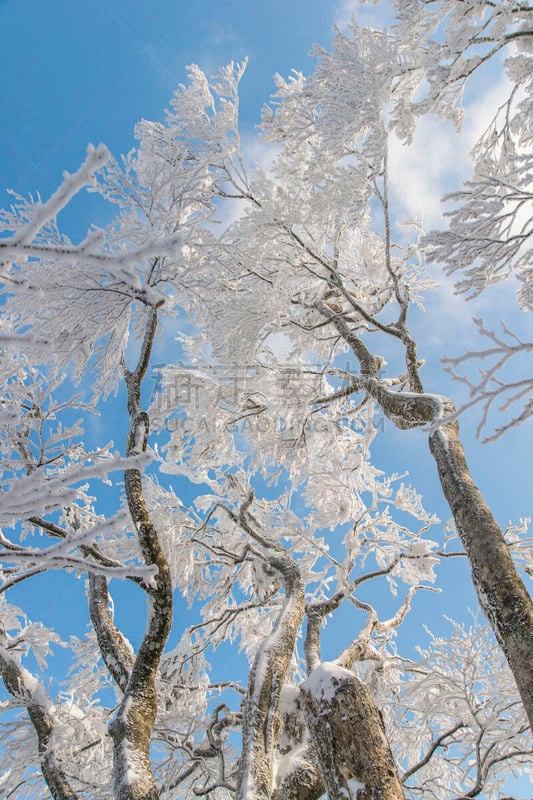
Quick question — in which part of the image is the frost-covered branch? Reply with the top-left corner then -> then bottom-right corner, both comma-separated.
88,574 -> 134,693
401,722 -> 467,783
0,629 -> 79,800
108,306 -> 173,800
442,319 -> 533,441
235,498 -> 305,800
5,144 -> 109,248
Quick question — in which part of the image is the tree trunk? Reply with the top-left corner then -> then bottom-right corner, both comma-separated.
108,463 -> 173,800
324,310 -> 533,729
271,685 -> 324,800
300,662 -> 405,800
365,376 -> 533,730
236,555 -> 305,800
272,759 -> 324,800
429,421 -> 533,729
109,306 -> 173,800
88,573 -> 134,692
0,641 -> 80,800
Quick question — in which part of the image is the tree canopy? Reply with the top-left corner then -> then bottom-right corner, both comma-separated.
0,2 -> 531,799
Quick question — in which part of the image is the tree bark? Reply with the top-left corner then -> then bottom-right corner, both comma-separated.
0,640 -> 80,800
272,758 -> 324,800
236,554 -> 305,800
323,311 -> 533,732
108,305 -> 173,800
88,573 -> 134,692
272,685 -> 324,800
429,420 -> 533,730
364,377 -> 533,730
300,662 -> 405,800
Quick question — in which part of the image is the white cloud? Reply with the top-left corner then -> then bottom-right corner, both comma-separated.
462,67 -> 514,148
385,64 -> 517,357
388,118 -> 469,230
334,0 -> 396,31
388,70 -> 513,232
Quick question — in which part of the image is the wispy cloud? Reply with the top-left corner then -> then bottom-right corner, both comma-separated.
192,20 -> 246,77
334,0 -> 396,31
388,71 -> 513,231
389,117 -> 469,231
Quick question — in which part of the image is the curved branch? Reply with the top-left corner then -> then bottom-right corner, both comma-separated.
0,636 -> 80,800
235,503 -> 306,800
109,305 -> 173,800
88,574 -> 134,693
402,722 -> 467,783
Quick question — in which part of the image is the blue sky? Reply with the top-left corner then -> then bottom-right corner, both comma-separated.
0,0 -> 531,795
0,0 -> 351,681
0,0 -> 335,214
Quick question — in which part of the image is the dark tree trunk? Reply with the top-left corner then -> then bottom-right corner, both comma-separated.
300,662 -> 405,800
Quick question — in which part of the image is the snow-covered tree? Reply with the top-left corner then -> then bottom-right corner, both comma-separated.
0,3 -> 531,799
386,0 -> 533,439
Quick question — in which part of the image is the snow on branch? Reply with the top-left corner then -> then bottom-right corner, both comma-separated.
392,618 -> 532,798
425,157 -> 533,309
0,452 -> 150,524
0,510 -> 157,589
7,144 -> 110,247
0,231 -> 184,288
442,318 -> 533,441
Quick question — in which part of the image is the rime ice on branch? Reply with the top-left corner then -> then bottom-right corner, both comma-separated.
0,6 -> 531,800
